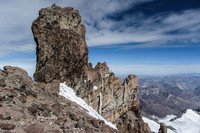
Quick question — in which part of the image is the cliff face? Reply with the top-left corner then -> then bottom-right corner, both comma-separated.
32,4 -> 151,133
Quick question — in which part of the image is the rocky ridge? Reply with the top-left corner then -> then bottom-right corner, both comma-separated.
158,123 -> 167,133
0,66 -> 117,132
32,4 -> 151,132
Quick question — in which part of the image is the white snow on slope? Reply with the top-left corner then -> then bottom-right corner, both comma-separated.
59,83 -> 117,130
142,117 -> 175,133
93,85 -> 98,90
159,109 -> 200,133
152,114 -> 176,122
143,109 -> 200,133
142,117 -> 160,133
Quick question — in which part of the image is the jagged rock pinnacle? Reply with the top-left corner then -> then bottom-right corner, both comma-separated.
159,123 -> 167,133
32,4 -> 88,83
32,4 -> 151,133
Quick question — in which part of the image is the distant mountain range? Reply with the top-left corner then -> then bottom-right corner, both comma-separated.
137,73 -> 200,117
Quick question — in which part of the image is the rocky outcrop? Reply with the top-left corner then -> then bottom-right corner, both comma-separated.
158,123 -> 167,133
0,66 -> 117,133
32,4 -> 151,133
32,4 -> 88,84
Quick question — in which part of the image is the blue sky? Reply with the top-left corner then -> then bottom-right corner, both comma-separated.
0,0 -> 200,77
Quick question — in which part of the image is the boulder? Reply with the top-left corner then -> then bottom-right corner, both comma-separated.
25,124 -> 44,133
0,123 -> 15,130
158,123 -> 167,133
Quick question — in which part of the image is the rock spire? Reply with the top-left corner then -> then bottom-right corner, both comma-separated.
32,4 -> 88,84
32,4 -> 151,133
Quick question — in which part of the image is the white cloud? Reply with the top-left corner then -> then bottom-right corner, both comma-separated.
1,0 -> 199,54
109,64 -> 200,76
86,9 -> 200,47
0,44 -> 35,57
0,0 -> 155,57
0,0 -> 53,57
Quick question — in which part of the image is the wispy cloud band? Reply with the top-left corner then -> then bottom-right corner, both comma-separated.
0,0 -> 199,57
109,64 -> 200,75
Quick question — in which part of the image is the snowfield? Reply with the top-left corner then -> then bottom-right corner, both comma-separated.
159,109 -> 200,133
59,83 -> 117,129
142,117 -> 175,133
143,109 -> 200,133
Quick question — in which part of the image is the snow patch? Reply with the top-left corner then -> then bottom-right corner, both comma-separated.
142,117 -> 160,133
143,109 -> 200,133
59,83 -> 117,130
159,109 -> 200,133
142,117 -> 175,133
151,114 -> 176,121
93,85 -> 98,90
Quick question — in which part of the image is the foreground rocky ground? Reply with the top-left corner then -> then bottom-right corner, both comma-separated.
0,66 -> 117,133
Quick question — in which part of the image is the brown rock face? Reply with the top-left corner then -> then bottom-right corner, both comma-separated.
32,4 -> 151,133
81,64 -> 151,132
158,123 -> 167,133
32,4 -> 88,84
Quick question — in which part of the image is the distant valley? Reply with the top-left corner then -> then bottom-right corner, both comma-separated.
137,74 -> 200,117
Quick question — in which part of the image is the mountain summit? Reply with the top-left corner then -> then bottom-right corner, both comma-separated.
32,4 -> 151,132
0,4 -> 171,133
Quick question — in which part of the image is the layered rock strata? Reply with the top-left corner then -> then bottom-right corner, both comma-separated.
32,4 -> 151,133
